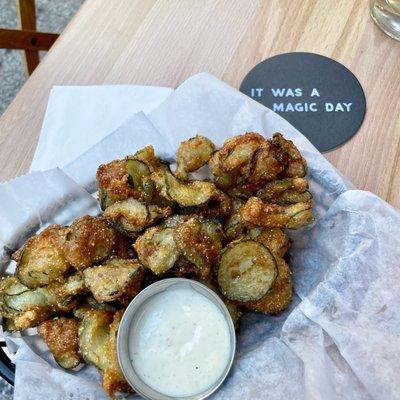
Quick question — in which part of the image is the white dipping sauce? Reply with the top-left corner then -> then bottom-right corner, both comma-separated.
129,285 -> 231,397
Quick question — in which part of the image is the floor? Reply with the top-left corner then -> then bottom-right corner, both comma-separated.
0,0 -> 84,116
0,2 -> 84,397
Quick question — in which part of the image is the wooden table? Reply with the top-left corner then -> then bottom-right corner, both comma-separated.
0,0 -> 399,206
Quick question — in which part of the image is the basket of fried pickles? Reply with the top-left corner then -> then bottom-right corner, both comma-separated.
0,132 -> 314,398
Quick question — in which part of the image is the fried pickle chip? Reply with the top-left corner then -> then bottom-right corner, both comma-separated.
175,135 -> 215,180
257,177 -> 311,205
62,216 -> 121,270
97,160 -> 138,210
151,168 -> 216,208
211,132 -> 309,199
83,258 -> 143,303
73,296 -> 117,320
242,141 -> 286,192
134,225 -> 179,275
272,133 -> 307,178
0,276 -> 53,331
247,228 -> 291,257
210,132 -> 266,190
173,216 -> 223,279
102,310 -> 133,396
189,188 -> 231,218
0,274 -> 85,331
97,146 -> 164,210
224,198 -> 246,242
78,309 -> 132,397
243,257 -> 292,314
240,197 -> 314,229
16,225 -> 71,288
38,317 -> 82,369
4,309 -> 53,332
78,309 -> 113,370
103,198 -> 173,236
217,239 -> 278,302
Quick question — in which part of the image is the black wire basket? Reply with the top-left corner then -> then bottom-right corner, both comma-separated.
0,339 -> 15,385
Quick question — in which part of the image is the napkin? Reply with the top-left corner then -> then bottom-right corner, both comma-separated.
30,85 -> 173,171
1,73 -> 399,400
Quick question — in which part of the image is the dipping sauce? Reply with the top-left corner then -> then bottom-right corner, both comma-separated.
128,284 -> 232,397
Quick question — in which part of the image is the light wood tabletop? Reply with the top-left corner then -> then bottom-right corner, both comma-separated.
0,0 -> 399,206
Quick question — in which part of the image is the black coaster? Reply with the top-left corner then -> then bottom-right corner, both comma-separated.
239,52 -> 366,152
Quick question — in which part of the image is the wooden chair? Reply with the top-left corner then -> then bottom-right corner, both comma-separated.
0,0 -> 59,76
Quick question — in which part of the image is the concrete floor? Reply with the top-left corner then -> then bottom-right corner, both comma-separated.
0,0 -> 84,116
0,1 -> 84,396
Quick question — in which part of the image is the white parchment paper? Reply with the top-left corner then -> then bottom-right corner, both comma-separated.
1,73 -> 399,400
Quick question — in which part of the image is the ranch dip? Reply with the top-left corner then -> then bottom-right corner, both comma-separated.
128,284 -> 232,397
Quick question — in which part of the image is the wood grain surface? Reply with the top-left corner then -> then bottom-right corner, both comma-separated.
0,0 -> 399,206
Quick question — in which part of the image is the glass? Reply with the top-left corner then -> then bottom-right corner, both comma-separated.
370,0 -> 400,41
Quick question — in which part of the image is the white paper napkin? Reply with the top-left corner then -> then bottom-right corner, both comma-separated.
30,85 -> 173,171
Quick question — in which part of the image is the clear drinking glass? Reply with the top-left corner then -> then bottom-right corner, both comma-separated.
370,0 -> 400,40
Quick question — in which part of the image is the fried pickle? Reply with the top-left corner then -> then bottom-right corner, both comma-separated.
97,160 -> 138,210
134,225 -> 180,275
151,168 -> 216,208
240,197 -> 314,229
103,198 -> 173,237
0,273 -> 85,331
78,309 -> 132,397
16,225 -> 71,288
272,133 -> 307,178
217,239 -> 278,302
62,216 -> 122,270
210,132 -> 266,190
242,257 -> 292,314
224,198 -> 246,242
83,258 -> 143,303
135,215 -> 223,279
38,317 -> 82,369
210,132 -> 292,196
247,228 -> 291,257
175,135 -> 215,180
97,146 -> 165,210
257,177 -> 312,205
173,216 -> 223,279
102,310 -> 133,396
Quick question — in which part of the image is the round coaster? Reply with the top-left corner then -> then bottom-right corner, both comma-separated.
239,52 -> 366,152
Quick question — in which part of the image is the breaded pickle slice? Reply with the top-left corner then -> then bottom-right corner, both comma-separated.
257,177 -> 311,205
240,197 -> 314,229
173,217 -> 223,279
134,225 -> 179,275
78,309 -> 132,396
243,257 -> 292,314
63,216 -> 120,270
151,168 -> 216,208
224,198 -> 245,242
247,228 -> 291,257
83,258 -> 143,303
0,274 -> 85,331
78,309 -> 113,371
38,317 -> 82,369
102,310 -> 133,396
175,135 -> 215,180
217,239 -> 277,302
16,225 -> 70,288
103,198 -> 173,236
